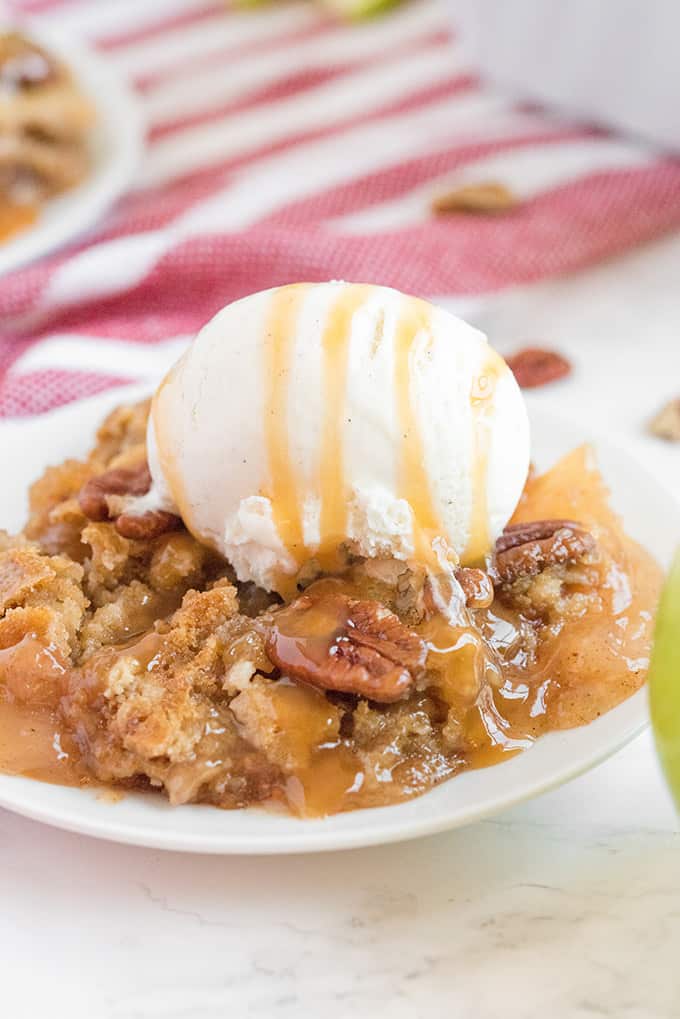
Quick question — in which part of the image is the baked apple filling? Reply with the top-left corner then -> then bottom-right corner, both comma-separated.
0,400 -> 661,816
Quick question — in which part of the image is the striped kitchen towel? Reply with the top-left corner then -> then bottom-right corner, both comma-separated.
2,0 -> 680,417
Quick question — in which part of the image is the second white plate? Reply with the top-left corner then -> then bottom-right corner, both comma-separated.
0,386 -> 676,853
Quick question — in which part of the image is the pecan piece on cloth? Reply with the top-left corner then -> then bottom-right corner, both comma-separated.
506,347 -> 571,388
494,519 -> 596,585
432,181 -> 518,216
264,590 -> 427,704
454,567 -> 494,608
78,463 -> 181,539
649,399 -> 680,441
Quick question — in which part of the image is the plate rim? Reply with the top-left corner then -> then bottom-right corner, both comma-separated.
0,693 -> 650,854
0,385 -> 675,854
0,24 -> 144,277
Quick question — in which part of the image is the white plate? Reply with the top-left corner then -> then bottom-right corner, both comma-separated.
0,385 -> 676,853
0,26 -> 143,276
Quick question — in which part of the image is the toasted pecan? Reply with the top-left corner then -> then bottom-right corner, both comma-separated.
649,399 -> 680,441
506,347 -> 571,388
432,181 -> 518,215
78,463 -> 180,540
454,567 -> 494,608
264,590 -> 426,704
78,464 -> 152,521
494,519 -> 596,585
115,509 -> 182,541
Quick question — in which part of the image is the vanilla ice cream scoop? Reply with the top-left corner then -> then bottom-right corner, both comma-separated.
144,282 -> 530,593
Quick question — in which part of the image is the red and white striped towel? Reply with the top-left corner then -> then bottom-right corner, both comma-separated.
3,0 -> 680,418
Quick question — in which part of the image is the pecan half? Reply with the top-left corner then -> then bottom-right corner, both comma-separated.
264,590 -> 426,704
454,567 -> 494,608
78,463 -> 180,540
506,347 -> 571,388
115,509 -> 182,541
78,464 -> 152,521
494,519 -> 596,585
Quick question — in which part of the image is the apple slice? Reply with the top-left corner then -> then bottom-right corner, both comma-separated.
649,551 -> 680,808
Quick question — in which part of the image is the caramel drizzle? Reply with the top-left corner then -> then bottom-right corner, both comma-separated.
264,283 -> 372,581
316,284 -> 373,570
462,348 -> 506,564
394,296 -> 442,565
263,283 -> 311,565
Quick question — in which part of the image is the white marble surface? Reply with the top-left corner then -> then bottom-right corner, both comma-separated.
3,231 -> 680,1018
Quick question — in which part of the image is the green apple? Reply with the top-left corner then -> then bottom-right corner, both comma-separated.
649,550 -> 680,808
233,0 -> 402,14
319,0 -> 401,19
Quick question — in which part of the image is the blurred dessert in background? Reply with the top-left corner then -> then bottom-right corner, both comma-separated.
0,31 -> 96,242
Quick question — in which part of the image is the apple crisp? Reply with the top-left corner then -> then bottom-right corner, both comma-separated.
0,400 -> 662,815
